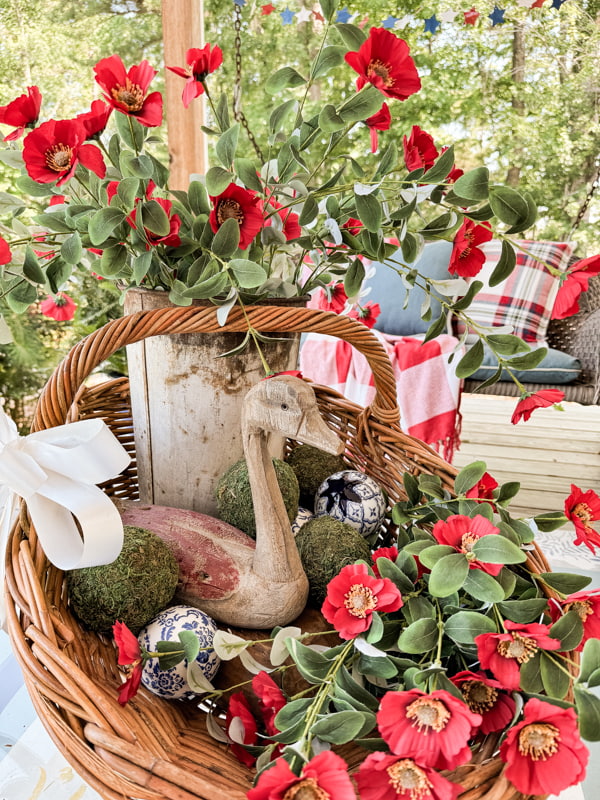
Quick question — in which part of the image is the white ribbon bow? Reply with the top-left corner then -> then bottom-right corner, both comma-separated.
0,403 -> 131,627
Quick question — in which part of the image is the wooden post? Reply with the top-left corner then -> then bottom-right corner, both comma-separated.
161,0 -> 207,190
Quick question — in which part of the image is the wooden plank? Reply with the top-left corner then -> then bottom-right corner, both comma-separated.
458,427 -> 600,453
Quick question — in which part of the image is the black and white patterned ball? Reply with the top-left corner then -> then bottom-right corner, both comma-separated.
314,470 -> 386,537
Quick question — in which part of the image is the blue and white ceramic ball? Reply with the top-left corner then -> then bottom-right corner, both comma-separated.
138,604 -> 220,700
314,470 -> 386,537
291,506 -> 314,535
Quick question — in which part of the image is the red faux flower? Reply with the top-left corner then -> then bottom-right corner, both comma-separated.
377,688 -> 481,771
474,620 -> 561,691
549,589 -> 600,651
403,125 -> 439,172
113,621 -> 144,705
251,671 -> 286,736
76,99 -> 113,139
167,44 -> 223,108
499,698 -> 588,796
225,692 -> 258,767
565,484 -> 600,554
209,183 -> 264,251
321,562 -> 403,640
431,514 -> 503,576
0,86 -> 42,140
345,27 -> 421,101
448,219 -> 493,278
94,55 -> 163,127
355,751 -> 462,800
450,670 -> 516,735
265,197 -> 302,241
510,389 -> 565,424
365,102 -> 392,153
0,236 -> 11,265
552,254 -> 600,319
372,546 -> 399,578
465,472 -> 498,502
316,282 -> 349,314
247,751 -> 356,800
342,217 -> 364,237
347,300 -> 381,328
23,118 -> 106,186
40,292 -> 77,321
128,196 -> 182,249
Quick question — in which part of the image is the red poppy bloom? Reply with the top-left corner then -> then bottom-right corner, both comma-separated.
247,751 -> 356,800
23,119 -> 106,186
40,292 -> 77,321
450,670 -> 516,735
251,671 -> 286,736
342,217 -> 364,237
448,219 -> 493,278
474,620 -> 561,691
167,44 -> 223,108
564,484 -> 600,554
347,300 -> 381,329
0,236 -> 11,265
209,183 -> 263,251
345,27 -> 421,101
0,86 -> 42,141
94,55 -> 163,128
403,125 -> 439,172
226,692 -> 258,767
316,282 -> 349,314
129,197 -> 182,249
265,197 -> 302,241
510,389 -> 565,424
355,751 -> 462,800
377,688 -> 480,771
552,254 -> 600,319
549,589 -> 600,651
499,698 -> 588,796
113,621 -> 144,705
465,472 -> 498,502
321,562 -> 403,640
77,99 -> 113,139
365,102 -> 392,153
431,514 -> 503,576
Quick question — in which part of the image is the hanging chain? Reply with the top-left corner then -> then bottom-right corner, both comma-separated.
233,4 -> 265,162
570,156 -> 600,235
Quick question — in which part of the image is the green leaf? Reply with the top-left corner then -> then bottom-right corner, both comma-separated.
216,124 -> 240,169
206,166 -> 233,196
488,239 -> 516,286
60,232 -> 83,265
505,348 -> 549,370
213,93 -> 230,133
212,217 -> 240,257
400,232 -> 420,264
119,152 -> 154,179
539,572 -> 592,594
318,104 -> 346,133
533,512 -> 569,532
496,598 -> 550,624
140,200 -> 170,236
454,461 -> 488,496
311,45 -> 346,79
344,258 -> 365,299
22,248 -> 45,284
115,112 -> 145,151
46,259 -> 71,292
489,186 -> 531,227
505,191 -> 538,234
487,333 -> 529,356
472,534 -> 526,565
421,212 -> 455,237
334,666 -> 379,711
418,474 -> 445,500
269,99 -> 298,136
428,553 -> 470,597
455,340 -> 485,378
423,145 -> 457,185
265,66 -> 307,94
229,258 -> 268,288
155,640 -> 186,671
88,207 -> 126,246
319,0 -> 338,21
182,271 -> 229,299
285,639 -> 332,683
311,710 -> 375,743
452,279 -> 483,311
116,177 -> 140,208
549,609 -> 583,651
417,545 -> 455,570
15,174 -> 53,198
580,639 -> 600,684
444,611 -> 496,644
274,698 -> 313,732
520,652 -> 544,693
339,85 -> 384,124
178,630 -> 200,662
132,251 -> 152,285
540,652 -> 571,699
188,180 -> 210,215
574,685 -> 600,741
423,313 -> 448,343
375,557 -> 415,594
397,618 -> 439,655
453,167 -> 490,202
298,194 -> 318,226
99,244 -> 128,277
357,653 -> 398,678
374,141 -> 398,179
355,192 -> 382,233
335,22 -> 366,50
463,569 -> 506,603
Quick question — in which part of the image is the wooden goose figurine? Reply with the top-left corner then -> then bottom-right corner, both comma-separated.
120,375 -> 344,628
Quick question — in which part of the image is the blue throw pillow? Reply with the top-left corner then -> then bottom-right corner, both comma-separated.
469,346 -> 582,385
368,241 -> 454,336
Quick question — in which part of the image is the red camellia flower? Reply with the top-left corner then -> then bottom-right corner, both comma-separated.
342,217 -> 364,237
355,751 -> 462,800
225,692 -> 258,767
321,562 -> 403,640
549,588 -> 600,651
0,236 -> 12,265
510,389 -> 565,424
377,688 -> 481,771
251,671 -> 286,736
167,44 -> 224,108
0,86 -> 42,140
474,620 -> 561,691
372,546 -> 399,578
431,514 -> 503,576
209,183 -> 264,251
23,118 -> 106,186
450,670 -> 516,735
128,197 -> 182,249
499,698 -> 588,796
94,55 -> 163,127
77,99 -> 113,139
316,282 -> 349,314
465,472 -> 498,502
552,254 -> 600,319
348,300 -> 381,329
403,125 -> 439,172
265,197 -> 302,241
247,751 -> 356,800
40,292 -> 77,322
113,621 -> 144,705
564,484 -> 600,553
365,102 -> 392,153
345,27 -> 421,101
448,218 -> 493,278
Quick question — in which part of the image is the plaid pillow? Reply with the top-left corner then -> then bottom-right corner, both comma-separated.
459,240 -> 575,344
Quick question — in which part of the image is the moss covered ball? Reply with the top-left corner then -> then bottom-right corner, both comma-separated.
286,445 -> 346,508
215,457 -> 299,539
67,525 -> 179,634
295,516 -> 371,606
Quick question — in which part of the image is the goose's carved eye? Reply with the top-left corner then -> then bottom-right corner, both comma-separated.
280,403 -> 288,411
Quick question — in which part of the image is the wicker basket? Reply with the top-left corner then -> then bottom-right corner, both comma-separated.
5,304 -> 556,800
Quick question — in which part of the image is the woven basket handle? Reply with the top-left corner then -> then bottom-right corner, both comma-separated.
32,305 -> 400,432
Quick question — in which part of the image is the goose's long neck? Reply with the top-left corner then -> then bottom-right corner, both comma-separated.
242,425 -> 303,583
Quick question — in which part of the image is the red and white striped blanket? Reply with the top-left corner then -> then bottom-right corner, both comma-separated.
299,330 -> 463,462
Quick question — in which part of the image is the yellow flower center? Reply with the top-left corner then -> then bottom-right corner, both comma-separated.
111,78 -> 145,112
573,502 -> 593,527
367,59 -> 394,87
387,760 -> 433,800
566,599 -> 594,622
405,696 -> 451,733
344,583 -> 377,618
461,531 -> 479,561
497,632 -> 538,664
460,679 -> 498,714
518,723 -> 560,761
282,778 -> 329,800
45,144 -> 73,172
217,198 -> 244,226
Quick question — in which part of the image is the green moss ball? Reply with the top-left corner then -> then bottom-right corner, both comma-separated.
215,457 -> 299,539
67,525 -> 179,634
286,445 -> 347,507
295,516 -> 371,606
